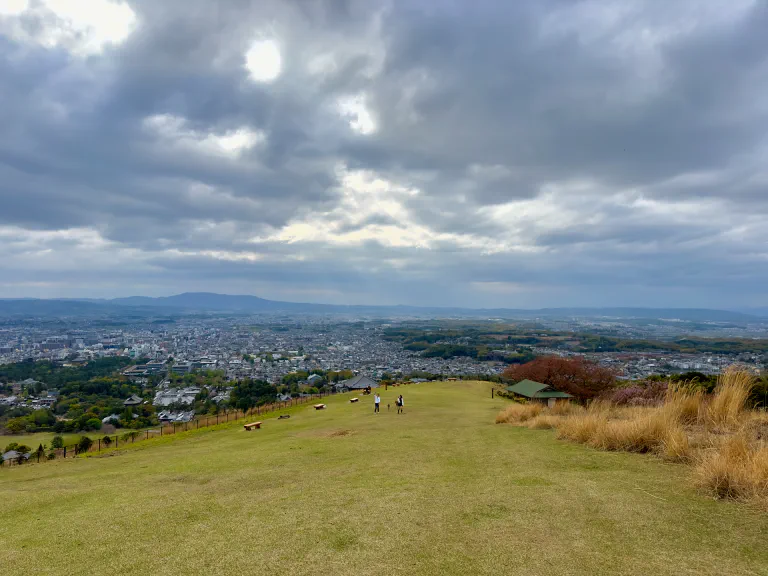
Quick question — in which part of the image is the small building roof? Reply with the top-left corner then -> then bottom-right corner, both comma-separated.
339,375 -> 378,389
123,395 -> 143,406
506,379 -> 572,399
2,450 -> 30,461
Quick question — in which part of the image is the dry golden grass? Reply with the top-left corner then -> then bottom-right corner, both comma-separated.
555,412 -> 606,444
663,384 -> 705,426
495,402 -> 542,424
662,425 -> 692,462
526,414 -> 560,430
549,400 -> 584,416
705,368 -> 755,429
694,433 -> 768,505
497,368 -> 765,505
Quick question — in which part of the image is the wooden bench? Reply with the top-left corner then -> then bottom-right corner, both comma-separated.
314,404 -> 326,410
244,422 -> 262,431
349,398 -> 359,403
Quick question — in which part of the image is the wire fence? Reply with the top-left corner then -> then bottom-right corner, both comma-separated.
2,389 -> 338,467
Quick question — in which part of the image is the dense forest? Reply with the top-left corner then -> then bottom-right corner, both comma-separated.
0,357 -> 134,388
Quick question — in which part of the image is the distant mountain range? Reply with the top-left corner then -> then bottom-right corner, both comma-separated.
0,292 -> 764,322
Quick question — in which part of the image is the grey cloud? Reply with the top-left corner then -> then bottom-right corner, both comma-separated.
0,0 -> 767,307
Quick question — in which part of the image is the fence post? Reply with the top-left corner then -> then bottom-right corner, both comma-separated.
217,414 -> 219,425
116,435 -> 118,449
64,446 -> 66,458
98,439 -> 101,452
146,430 -> 149,440
160,426 -> 162,436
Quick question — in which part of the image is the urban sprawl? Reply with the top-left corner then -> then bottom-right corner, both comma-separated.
2,314 -> 767,417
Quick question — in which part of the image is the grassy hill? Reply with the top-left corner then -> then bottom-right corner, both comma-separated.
1,381 -> 766,576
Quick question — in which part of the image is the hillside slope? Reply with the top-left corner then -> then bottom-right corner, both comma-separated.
1,382 -> 766,576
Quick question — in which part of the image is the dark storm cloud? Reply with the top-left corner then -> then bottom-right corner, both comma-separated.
0,0 -> 767,306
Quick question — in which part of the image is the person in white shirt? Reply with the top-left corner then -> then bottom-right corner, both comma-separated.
397,395 -> 404,414
374,393 -> 380,413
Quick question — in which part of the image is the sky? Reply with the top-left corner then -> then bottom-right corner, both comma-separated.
1,0 -> 767,309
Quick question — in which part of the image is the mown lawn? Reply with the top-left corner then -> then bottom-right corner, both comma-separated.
1,381 -> 766,576
1,431 -> 108,452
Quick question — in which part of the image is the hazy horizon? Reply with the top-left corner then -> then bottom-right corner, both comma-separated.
2,1 -> 767,309
0,291 -> 764,314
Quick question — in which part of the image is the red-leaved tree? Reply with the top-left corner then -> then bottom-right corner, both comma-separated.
502,356 -> 617,400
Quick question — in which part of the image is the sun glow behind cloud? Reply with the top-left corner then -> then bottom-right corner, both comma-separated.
0,0 -> 137,55
245,39 -> 282,82
0,0 -> 28,17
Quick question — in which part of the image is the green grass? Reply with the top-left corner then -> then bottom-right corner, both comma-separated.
1,381 -> 766,576
0,431 -> 107,451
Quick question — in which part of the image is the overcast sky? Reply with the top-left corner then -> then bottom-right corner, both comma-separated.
1,0 -> 767,308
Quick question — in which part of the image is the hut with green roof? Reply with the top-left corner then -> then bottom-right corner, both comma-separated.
505,379 -> 572,406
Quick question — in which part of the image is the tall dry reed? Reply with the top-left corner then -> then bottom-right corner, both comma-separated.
662,383 -> 705,425
694,432 -> 768,503
495,402 -> 542,424
496,367 -> 766,505
706,368 -> 755,429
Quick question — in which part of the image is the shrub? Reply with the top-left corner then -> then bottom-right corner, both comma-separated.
85,418 -> 102,431
4,442 -> 31,454
47,452 -> 56,460
121,430 -> 141,442
77,436 -> 93,454
50,435 -> 64,449
102,435 -> 112,447
5,417 -> 29,434
495,389 -> 525,402
606,381 -> 667,406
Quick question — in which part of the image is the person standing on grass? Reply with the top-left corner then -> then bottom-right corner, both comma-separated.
397,395 -> 404,414
374,392 -> 381,413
